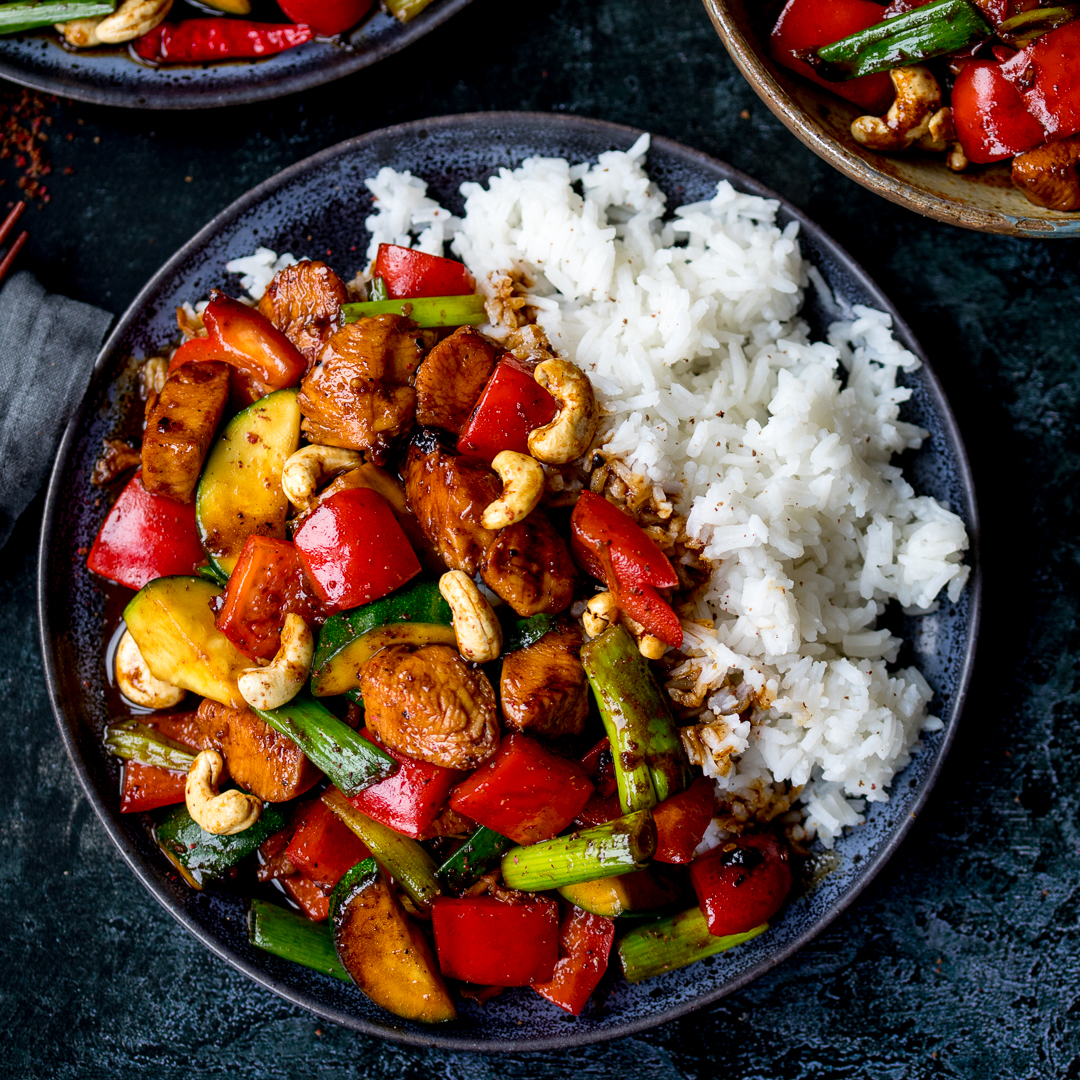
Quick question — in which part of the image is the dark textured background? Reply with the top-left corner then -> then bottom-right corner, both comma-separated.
1,0 -> 1078,1076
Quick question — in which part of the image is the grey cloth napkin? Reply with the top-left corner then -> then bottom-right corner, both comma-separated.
0,271 -> 113,549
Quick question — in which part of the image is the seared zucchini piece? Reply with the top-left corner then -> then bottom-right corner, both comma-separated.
311,579 -> 456,697
123,576 -> 251,708
330,858 -> 456,1023
248,899 -> 349,983
196,388 -> 301,577
559,867 -> 683,917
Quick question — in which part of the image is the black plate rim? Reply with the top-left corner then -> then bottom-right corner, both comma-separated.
37,111 -> 982,1052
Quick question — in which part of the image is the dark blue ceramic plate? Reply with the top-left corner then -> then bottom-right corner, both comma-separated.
0,0 -> 472,109
38,113 -> 981,1051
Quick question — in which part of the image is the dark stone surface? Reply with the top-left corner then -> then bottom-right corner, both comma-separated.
1,0 -> 1078,1075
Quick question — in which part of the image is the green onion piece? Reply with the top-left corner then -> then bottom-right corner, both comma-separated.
341,294 -> 486,328
500,809 -> 657,892
435,826 -> 514,893
810,0 -> 991,80
248,898 -> 350,982
103,718 -> 196,771
581,626 -> 689,812
254,695 -> 396,798
618,907 -> 768,983
322,788 -> 440,912
197,563 -> 229,586
500,612 -> 559,654
0,0 -> 115,34
998,4 -> 1077,45
382,0 -> 435,23
368,276 -> 388,302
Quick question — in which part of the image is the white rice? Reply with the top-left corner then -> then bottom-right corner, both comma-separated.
236,136 -> 970,848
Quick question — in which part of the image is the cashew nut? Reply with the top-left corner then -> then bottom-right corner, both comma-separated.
851,66 -> 942,152
185,750 -> 262,836
439,571 -> 502,663
621,612 -> 668,660
582,591 -> 620,639
115,629 -> 185,709
281,445 -> 364,511
481,451 -> 546,530
56,17 -> 104,47
527,358 -> 599,465
95,0 -> 173,44
237,614 -> 314,711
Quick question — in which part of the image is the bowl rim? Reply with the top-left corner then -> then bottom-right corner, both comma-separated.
36,111 -> 983,1052
701,0 -> 1080,239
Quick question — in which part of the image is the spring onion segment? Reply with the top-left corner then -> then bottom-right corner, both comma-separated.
0,0 -> 114,34
248,899 -> 350,982
998,4 -> 1078,45
341,294 -> 487,328
104,719 -> 196,771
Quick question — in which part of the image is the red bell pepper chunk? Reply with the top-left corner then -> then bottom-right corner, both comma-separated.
951,60 -> 1047,163
276,0 -> 374,36
580,736 -> 617,799
293,488 -> 422,614
653,776 -> 715,864
145,711 -> 202,750
532,907 -> 615,1015
346,729 -> 460,839
431,896 -> 559,985
120,761 -> 187,813
285,798 -> 371,891
449,734 -> 594,845
215,536 -> 325,661
456,355 -> 558,463
1001,22 -> 1080,141
769,0 -> 896,114
87,471 -> 206,591
281,873 -> 331,922
574,791 -> 623,828
689,832 -> 793,937
372,244 -> 476,300
134,19 -> 313,64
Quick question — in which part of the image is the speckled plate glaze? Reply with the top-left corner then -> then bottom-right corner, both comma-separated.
704,0 -> 1080,239
38,113 -> 981,1051
0,0 -> 472,110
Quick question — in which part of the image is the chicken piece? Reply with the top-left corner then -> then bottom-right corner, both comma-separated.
258,260 -> 348,368
500,624 -> 589,740
91,438 -> 141,486
403,433 -> 501,575
481,511 -> 577,616
298,315 -> 422,464
1012,136 -> 1080,213
141,361 -> 230,504
195,698 -> 322,803
360,644 -> 499,770
414,326 -> 501,434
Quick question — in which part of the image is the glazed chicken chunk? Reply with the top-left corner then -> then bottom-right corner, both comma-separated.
414,326 -> 501,434
481,511 -> 577,616
258,260 -> 348,368
500,624 -> 590,739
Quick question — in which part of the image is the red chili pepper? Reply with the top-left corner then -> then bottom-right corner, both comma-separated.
281,873 -> 331,922
276,0 -> 373,36
431,896 -> 560,986
372,244 -> 476,300
215,536 -> 325,661
346,729 -> 460,839
456,354 -> 558,463
1000,22 -> 1080,140
293,488 -> 422,614
769,0 -> 896,114
689,832 -> 793,937
285,798 -> 371,892
120,761 -> 187,813
951,59 -> 1047,163
134,19 -> 313,64
87,471 -> 206,591
532,907 -> 615,1015
449,733 -> 594,845
653,776 -> 715,864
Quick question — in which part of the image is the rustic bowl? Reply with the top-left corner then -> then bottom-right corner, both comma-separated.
703,0 -> 1080,238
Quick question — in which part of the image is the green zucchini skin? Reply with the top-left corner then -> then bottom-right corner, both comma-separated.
195,388 -> 301,578
500,612 -> 559,654
434,826 -> 514,894
155,802 -> 288,887
248,899 -> 350,983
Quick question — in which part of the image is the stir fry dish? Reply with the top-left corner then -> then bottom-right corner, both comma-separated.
770,0 -> 1080,211
88,244 -> 795,1022
2,0 -> 431,62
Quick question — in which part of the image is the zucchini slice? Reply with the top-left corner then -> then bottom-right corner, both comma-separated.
196,388 -> 301,577
559,867 -> 684,918
123,576 -> 252,708
330,858 -> 456,1024
311,579 -> 455,697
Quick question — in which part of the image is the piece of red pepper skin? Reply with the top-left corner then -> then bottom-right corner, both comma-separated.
293,488 -> 422,614
431,896 -> 560,986
280,873 -> 331,922
951,59 -> 1048,163
532,907 -> 616,1015
201,291 -> 307,389
593,541 -> 683,650
276,0 -> 373,36
652,776 -> 715,864
769,0 -> 896,113
120,761 -> 188,813
372,244 -> 476,300
571,490 -> 678,589
1000,22 -> 1080,141
580,736 -> 618,799
86,470 -> 206,591
134,19 -> 313,64
689,832 -> 793,937
285,798 -> 371,892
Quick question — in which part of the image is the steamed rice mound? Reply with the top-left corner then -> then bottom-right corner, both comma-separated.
313,137 -> 970,848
